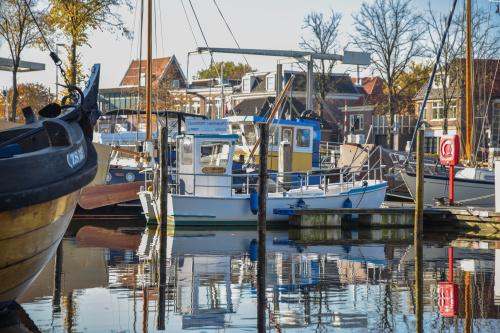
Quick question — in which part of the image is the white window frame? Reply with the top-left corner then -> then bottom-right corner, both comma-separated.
266,75 -> 275,91
192,98 -> 201,115
170,79 -> 180,88
243,78 -> 250,92
432,101 -> 444,120
349,114 -> 364,131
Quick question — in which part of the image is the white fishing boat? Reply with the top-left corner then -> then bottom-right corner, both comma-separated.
401,167 -> 495,207
139,119 -> 387,226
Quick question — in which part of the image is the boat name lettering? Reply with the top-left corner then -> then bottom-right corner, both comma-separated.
67,146 -> 85,168
202,167 -> 226,174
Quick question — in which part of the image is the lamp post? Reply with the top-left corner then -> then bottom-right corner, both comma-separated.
55,43 -> 65,102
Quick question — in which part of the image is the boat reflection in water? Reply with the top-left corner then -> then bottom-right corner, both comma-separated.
8,224 -> 500,332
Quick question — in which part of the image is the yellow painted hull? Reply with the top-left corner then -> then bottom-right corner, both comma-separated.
0,191 -> 80,309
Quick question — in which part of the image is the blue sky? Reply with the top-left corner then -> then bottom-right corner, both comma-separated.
0,0 -> 494,92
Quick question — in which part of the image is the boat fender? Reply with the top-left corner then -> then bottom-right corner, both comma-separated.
250,189 -> 258,215
342,197 -> 352,221
297,198 -> 306,208
250,239 -> 258,261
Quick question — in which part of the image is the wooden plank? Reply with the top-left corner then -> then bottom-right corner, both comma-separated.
78,181 -> 151,210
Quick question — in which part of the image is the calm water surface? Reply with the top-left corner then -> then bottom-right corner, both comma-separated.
5,218 -> 500,332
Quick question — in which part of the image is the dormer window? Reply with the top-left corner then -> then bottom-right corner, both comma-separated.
170,79 -> 180,88
243,78 -> 250,92
266,75 -> 275,91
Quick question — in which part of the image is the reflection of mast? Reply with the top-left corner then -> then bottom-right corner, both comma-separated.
465,271 -> 471,333
157,227 -> 167,330
52,242 -> 63,312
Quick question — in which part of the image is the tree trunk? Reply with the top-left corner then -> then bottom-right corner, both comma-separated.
70,41 -> 77,86
11,65 -> 19,122
387,85 -> 395,149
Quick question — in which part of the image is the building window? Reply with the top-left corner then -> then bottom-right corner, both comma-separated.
192,99 -> 201,114
448,100 -> 457,119
492,103 -> 500,147
243,78 -> 250,92
432,102 -> 444,120
266,76 -> 275,91
350,114 -> 364,131
214,98 -> 222,119
170,79 -> 180,88
205,98 -> 213,118
416,102 -> 426,120
424,137 -> 438,154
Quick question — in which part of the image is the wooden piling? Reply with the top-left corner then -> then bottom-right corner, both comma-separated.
415,129 -> 424,333
257,123 -> 268,332
160,127 -> 168,228
278,141 -> 292,190
157,227 -> 167,330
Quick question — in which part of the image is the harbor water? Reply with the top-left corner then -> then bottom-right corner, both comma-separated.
5,217 -> 500,332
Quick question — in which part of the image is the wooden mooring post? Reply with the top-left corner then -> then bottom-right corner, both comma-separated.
160,127 -> 168,228
257,123 -> 268,332
415,129 -> 424,333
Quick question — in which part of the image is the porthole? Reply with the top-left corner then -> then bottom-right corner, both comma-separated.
126,172 -> 135,182
106,173 -> 112,182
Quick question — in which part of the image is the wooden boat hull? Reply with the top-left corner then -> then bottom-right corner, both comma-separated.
0,191 -> 80,309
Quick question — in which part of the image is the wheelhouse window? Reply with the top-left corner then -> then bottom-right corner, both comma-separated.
180,137 -> 193,165
295,129 -> 311,148
243,125 -> 257,145
283,129 -> 292,143
269,125 -> 279,147
200,141 -> 231,166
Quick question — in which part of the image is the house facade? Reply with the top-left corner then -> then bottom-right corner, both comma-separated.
413,59 -> 500,162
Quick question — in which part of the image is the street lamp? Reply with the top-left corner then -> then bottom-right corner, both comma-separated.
55,43 -> 65,102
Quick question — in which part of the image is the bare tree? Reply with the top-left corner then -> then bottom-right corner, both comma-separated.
300,9 -> 342,118
352,0 -> 425,148
0,0 -> 50,122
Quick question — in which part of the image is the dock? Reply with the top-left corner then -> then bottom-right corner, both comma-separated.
274,202 -> 500,232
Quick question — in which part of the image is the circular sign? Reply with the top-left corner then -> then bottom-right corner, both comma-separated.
441,139 -> 454,159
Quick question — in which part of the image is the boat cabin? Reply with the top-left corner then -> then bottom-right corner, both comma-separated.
177,125 -> 237,197
226,116 -> 320,171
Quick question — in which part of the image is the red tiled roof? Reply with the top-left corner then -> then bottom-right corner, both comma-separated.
352,76 -> 385,95
120,57 -> 172,86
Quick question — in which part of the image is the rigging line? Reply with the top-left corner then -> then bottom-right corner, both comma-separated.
187,0 -> 235,110
180,0 -> 208,69
211,0 -> 253,76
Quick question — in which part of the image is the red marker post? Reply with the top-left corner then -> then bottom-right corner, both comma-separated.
439,135 -> 460,205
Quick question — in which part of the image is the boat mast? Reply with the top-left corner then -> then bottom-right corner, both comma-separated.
465,0 -> 473,162
145,0 -> 152,142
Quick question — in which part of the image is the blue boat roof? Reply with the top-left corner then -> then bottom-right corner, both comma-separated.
226,116 -> 315,127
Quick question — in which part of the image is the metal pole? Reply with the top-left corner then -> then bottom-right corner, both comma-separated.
257,123 -> 268,333
55,43 -> 64,102
449,165 -> 454,205
344,100 -> 347,143
415,129 -> 424,333
465,0 -> 473,162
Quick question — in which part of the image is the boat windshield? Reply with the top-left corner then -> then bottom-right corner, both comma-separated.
200,141 -> 231,166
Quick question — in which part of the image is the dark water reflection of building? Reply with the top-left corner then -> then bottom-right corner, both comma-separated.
6,223 -> 500,332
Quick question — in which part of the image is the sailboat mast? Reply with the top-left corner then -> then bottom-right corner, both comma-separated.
145,0 -> 152,142
465,0 -> 473,161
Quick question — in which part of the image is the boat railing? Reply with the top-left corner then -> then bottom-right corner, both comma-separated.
170,163 -> 386,197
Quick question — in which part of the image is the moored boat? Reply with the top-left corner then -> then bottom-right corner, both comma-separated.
0,64 -> 101,309
139,119 -> 387,226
